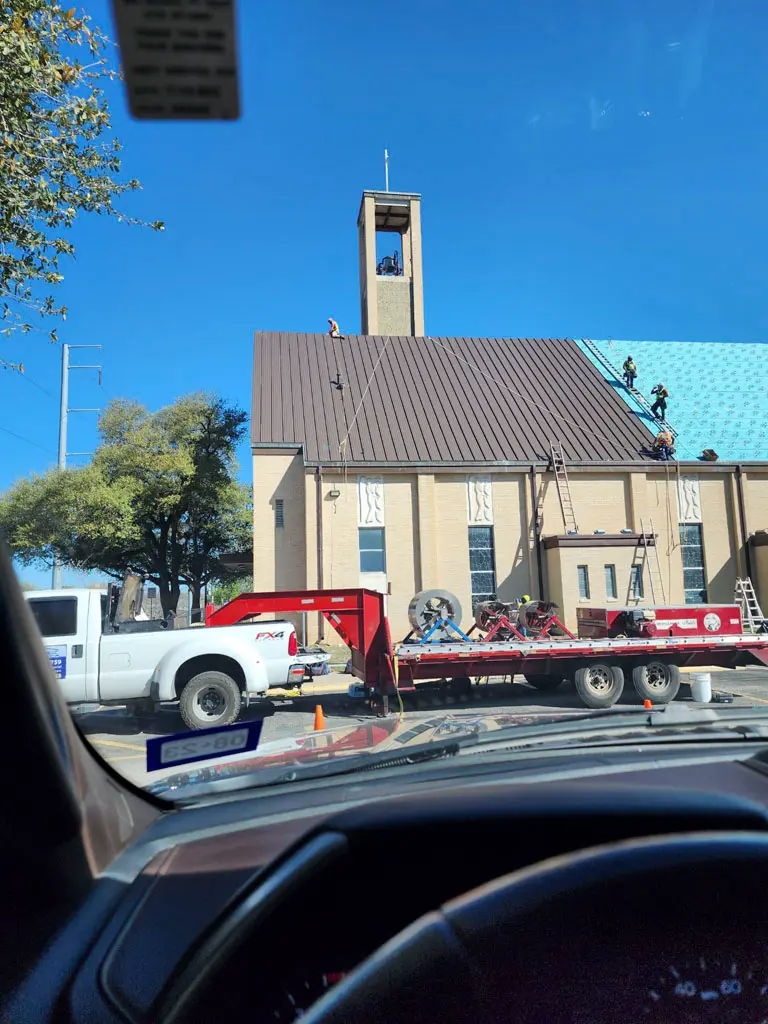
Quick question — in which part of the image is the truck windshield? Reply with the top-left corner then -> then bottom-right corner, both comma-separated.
2,1 -> 768,798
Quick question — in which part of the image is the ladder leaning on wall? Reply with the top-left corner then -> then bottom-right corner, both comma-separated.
639,517 -> 666,604
734,577 -> 765,632
549,441 -> 578,535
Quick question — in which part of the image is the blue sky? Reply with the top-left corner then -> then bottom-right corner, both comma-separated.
4,0 -> 768,585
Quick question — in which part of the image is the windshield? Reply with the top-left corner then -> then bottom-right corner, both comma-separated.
1,0 -> 767,798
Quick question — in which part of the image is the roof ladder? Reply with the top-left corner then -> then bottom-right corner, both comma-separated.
735,577 -> 765,632
580,338 -> 677,438
549,441 -> 578,535
639,517 -> 666,604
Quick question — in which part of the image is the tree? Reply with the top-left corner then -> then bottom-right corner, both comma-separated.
0,393 -> 252,617
0,0 -> 163,365
211,574 -> 253,608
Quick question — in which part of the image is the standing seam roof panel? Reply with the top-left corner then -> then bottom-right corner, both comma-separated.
252,333 -> 656,463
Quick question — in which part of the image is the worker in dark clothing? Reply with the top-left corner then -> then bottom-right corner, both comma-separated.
651,382 -> 669,419
622,355 -> 637,389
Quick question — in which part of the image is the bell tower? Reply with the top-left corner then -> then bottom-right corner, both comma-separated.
357,190 -> 424,337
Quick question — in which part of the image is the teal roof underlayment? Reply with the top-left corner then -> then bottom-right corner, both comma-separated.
575,338 -> 768,462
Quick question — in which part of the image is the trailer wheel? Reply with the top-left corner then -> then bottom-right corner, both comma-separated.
632,662 -> 680,704
574,663 -> 624,709
179,671 -> 242,730
523,673 -> 565,692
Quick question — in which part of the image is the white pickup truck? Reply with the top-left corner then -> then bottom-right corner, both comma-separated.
25,587 -> 305,730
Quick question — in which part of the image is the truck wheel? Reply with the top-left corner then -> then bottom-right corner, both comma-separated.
574,663 -> 624,709
523,673 -> 565,692
632,662 -> 680,704
179,671 -> 242,730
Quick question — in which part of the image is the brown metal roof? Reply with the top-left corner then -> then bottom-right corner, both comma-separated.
251,333 -> 656,465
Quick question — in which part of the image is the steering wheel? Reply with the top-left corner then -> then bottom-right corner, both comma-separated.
300,833 -> 768,1024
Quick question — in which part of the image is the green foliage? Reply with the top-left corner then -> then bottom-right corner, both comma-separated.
0,393 -> 252,615
211,574 -> 253,608
0,0 -> 164,363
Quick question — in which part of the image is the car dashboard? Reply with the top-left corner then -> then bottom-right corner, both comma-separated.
16,747 -> 768,1023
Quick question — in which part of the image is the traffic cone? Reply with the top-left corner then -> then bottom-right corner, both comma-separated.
314,704 -> 326,731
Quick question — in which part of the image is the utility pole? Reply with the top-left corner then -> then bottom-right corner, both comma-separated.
52,344 -> 103,589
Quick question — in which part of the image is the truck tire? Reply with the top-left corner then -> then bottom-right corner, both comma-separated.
523,673 -> 565,692
179,671 -> 242,731
632,661 -> 681,704
574,663 -> 624,709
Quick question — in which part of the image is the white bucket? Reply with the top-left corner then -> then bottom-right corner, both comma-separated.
691,672 -> 712,703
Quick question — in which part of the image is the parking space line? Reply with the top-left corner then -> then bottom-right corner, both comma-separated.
92,738 -> 146,752
105,754 -> 146,762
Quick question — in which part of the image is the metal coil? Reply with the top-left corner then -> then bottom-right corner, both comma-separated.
407,589 -> 463,639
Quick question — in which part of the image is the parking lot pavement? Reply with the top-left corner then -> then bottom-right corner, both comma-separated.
73,668 -> 768,790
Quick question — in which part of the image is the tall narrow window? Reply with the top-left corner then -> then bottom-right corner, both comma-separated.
274,499 -> 284,528
469,526 -> 496,606
630,565 -> 644,599
604,564 -> 617,600
577,565 -> 590,600
359,527 -> 386,573
679,523 -> 707,603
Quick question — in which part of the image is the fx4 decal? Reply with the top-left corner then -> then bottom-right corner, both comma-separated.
254,631 -> 285,640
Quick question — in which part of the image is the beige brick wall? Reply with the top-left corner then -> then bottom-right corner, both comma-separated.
253,453 -> 764,645
493,475 -> 534,602
376,276 -> 413,336
433,475 -> 472,628
699,475 -> 739,602
383,476 -> 419,638
635,471 -> 683,603
552,545 -> 650,630
746,470 -> 768,535
251,451 -> 306,627
539,473 -> 631,535
753,543 -> 768,609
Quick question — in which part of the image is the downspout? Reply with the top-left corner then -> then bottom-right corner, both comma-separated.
735,465 -> 752,580
315,466 -> 325,640
529,466 -> 543,597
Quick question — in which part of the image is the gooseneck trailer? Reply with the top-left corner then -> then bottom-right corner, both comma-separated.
207,589 -> 768,713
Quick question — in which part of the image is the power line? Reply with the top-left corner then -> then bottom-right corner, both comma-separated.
19,371 -> 56,400
0,424 -> 56,455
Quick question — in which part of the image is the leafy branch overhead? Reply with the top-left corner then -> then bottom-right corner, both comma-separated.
0,393 -> 253,618
0,0 -> 163,364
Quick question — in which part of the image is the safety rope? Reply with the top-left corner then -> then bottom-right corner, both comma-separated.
338,335 -> 392,456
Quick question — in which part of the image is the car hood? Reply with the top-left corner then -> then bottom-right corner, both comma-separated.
147,709 -> 585,794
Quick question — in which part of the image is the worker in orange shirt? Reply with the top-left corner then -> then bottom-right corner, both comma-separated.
328,318 -> 344,339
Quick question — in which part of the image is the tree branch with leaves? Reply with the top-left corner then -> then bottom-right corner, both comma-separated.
0,0 -> 163,367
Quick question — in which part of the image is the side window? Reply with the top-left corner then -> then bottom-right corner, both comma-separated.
679,523 -> 708,603
359,527 -> 386,573
577,565 -> 590,600
28,597 -> 77,637
630,565 -> 644,599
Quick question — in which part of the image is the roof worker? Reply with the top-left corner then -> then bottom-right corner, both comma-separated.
517,595 -> 532,637
650,382 -> 669,420
653,429 -> 675,462
327,318 -> 344,339
622,355 -> 637,389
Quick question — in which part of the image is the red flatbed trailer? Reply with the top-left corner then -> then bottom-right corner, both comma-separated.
207,589 -> 768,712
